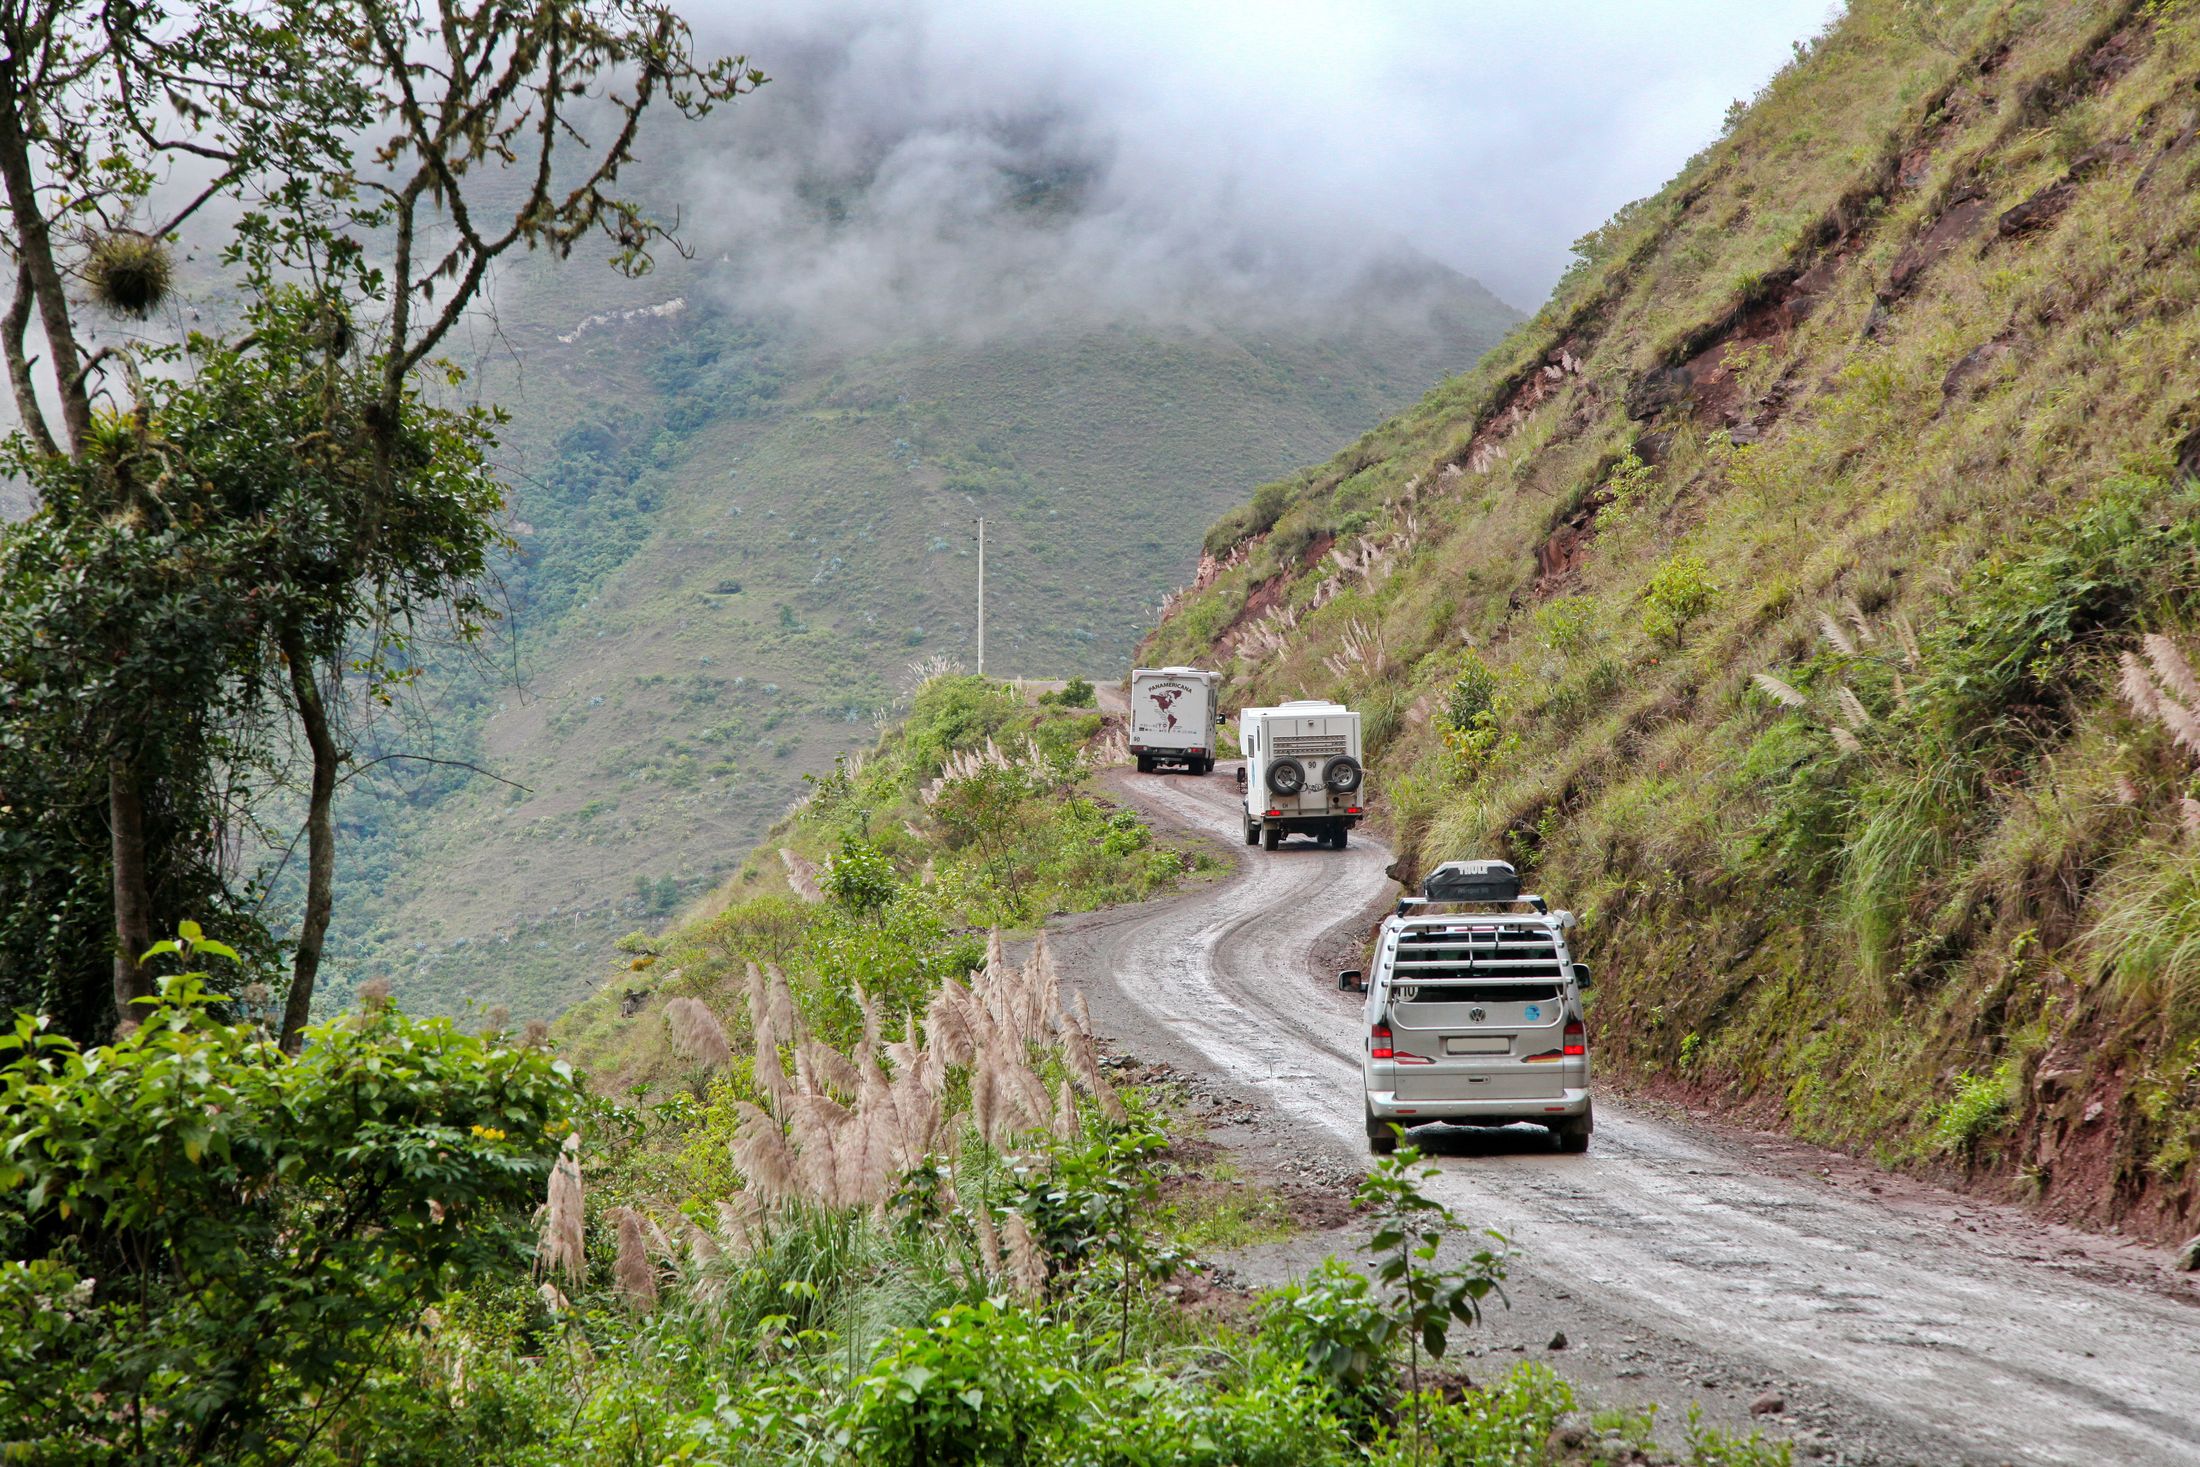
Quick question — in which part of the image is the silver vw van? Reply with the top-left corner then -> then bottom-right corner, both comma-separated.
1342,861 -> 1594,1154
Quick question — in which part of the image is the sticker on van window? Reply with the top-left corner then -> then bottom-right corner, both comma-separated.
1523,1004 -> 1542,1021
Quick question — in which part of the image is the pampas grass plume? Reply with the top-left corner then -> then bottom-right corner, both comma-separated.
766,966 -> 798,1047
1053,1078 -> 1082,1144
1817,611 -> 1855,656
611,1208 -> 658,1314
665,997 -> 733,1071
2120,652 -> 2163,720
1752,672 -> 1806,708
801,1041 -> 861,1099
1003,1212 -> 1047,1300
974,1203 -> 1003,1277
536,1133 -> 585,1286
2145,634 -> 2200,710
732,1102 -> 797,1204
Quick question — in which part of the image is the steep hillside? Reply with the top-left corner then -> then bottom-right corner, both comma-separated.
328,259 -> 1516,1021
1142,0 -> 2200,1240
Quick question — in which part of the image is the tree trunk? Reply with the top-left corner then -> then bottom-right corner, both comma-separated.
279,631 -> 340,1053
0,60 -> 91,450
109,757 -> 155,1027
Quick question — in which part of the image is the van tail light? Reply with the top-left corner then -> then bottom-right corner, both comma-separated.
1563,1018 -> 1587,1057
1371,1022 -> 1433,1064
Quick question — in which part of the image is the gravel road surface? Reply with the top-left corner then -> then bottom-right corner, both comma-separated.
1051,764 -> 2200,1467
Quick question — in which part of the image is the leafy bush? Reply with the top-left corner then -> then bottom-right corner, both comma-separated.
1642,551 -> 1719,645
1928,1062 -> 2014,1158
824,835 -> 901,916
1681,1403 -> 1795,1466
0,965 -> 581,1463
1441,652 -> 1518,774
1047,677 -> 1098,708
1257,1258 -> 1398,1421
841,1300 -> 1082,1465
1366,1364 -> 1576,1467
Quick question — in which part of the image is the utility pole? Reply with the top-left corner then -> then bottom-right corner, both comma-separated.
976,516 -> 986,676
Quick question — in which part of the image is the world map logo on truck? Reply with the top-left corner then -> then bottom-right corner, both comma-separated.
1147,686 -> 1184,731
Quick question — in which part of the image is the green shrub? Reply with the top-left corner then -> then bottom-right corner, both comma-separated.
841,1300 -> 1082,1465
823,834 -> 900,916
1642,552 -> 1719,645
1257,1258 -> 1398,1421
1365,1364 -> 1576,1467
0,964 -> 581,1463
1928,1062 -> 2015,1158
1682,1402 -> 1795,1466
1093,1356 -> 1357,1467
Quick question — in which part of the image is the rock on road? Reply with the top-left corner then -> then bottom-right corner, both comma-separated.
1050,764 -> 2200,1467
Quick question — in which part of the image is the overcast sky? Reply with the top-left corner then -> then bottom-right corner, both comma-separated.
674,0 -> 1842,326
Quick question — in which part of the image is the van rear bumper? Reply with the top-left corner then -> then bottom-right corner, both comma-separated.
1367,1086 -> 1591,1124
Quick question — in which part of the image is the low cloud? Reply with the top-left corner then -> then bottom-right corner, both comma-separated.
672,0 -> 1839,341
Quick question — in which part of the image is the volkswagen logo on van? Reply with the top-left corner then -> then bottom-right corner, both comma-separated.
1468,1005 -> 1487,1022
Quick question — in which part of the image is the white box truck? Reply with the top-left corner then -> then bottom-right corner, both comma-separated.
1129,666 -> 1221,774
1237,699 -> 1364,849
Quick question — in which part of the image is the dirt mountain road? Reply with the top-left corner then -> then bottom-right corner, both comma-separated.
1052,765 -> 2200,1467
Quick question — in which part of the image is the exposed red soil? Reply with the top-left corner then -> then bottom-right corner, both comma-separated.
1531,489 -> 1614,599
1454,346 -> 1585,475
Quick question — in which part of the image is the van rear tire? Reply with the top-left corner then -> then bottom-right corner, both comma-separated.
1366,1106 -> 1397,1156
1262,825 -> 1281,851
1135,753 -> 1153,774
1554,1105 -> 1593,1153
1244,816 -> 1260,847
1333,823 -> 1349,850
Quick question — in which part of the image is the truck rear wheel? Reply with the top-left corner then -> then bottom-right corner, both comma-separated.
1333,823 -> 1349,850
1244,815 -> 1259,846
1135,753 -> 1153,774
1262,824 -> 1281,851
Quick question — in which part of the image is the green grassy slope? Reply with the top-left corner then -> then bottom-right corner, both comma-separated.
1142,0 -> 2200,1239
329,257 -> 1517,1021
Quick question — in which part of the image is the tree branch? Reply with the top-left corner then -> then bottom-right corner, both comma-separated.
339,752 -> 531,794
1,254 -> 56,455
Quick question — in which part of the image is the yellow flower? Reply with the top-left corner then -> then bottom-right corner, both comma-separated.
469,1125 -> 508,1142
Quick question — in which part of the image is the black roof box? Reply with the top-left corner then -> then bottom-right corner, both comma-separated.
1422,859 -> 1520,903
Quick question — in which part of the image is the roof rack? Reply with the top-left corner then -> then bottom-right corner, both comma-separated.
1395,894 -> 1551,916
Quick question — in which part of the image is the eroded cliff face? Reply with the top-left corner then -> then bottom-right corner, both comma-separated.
1144,0 -> 2200,1241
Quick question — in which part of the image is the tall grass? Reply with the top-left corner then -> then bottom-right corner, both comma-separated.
2089,845 -> 2200,1013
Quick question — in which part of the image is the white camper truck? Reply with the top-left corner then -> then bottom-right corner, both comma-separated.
1236,700 -> 1364,849
1129,667 -> 1221,774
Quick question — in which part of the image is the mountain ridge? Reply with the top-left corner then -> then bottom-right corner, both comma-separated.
1139,0 -> 2200,1241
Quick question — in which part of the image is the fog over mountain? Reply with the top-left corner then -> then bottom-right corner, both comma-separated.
672,0 -> 1841,339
